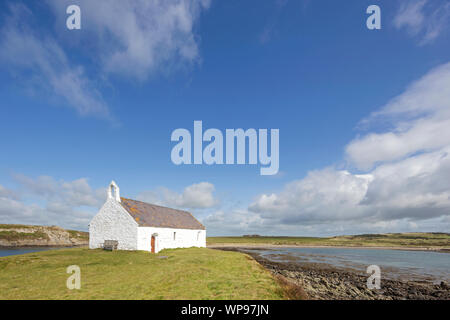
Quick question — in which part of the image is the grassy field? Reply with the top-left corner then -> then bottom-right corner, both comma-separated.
0,247 -> 284,300
207,232 -> 450,248
0,230 -> 49,241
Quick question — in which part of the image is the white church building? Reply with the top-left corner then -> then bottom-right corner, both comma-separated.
89,181 -> 206,253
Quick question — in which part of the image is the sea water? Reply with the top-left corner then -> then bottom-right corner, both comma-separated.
0,247 -> 60,257
248,247 -> 450,283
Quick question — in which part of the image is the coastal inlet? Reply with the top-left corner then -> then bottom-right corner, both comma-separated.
216,247 -> 450,300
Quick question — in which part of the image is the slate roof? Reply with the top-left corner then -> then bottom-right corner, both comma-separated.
120,197 -> 205,230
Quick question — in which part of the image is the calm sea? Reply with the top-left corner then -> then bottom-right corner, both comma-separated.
247,247 -> 450,283
0,247 -> 60,257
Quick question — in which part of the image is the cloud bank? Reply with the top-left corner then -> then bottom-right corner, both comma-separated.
0,4 -> 110,119
0,1 -> 210,119
0,175 -> 106,230
232,62 -> 450,235
137,182 -> 219,209
0,177 -> 218,231
47,0 -> 210,80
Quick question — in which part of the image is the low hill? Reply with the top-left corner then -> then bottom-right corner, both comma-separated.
0,224 -> 88,247
207,232 -> 450,249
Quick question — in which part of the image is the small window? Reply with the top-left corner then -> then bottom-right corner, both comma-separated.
173,232 -> 176,240
197,231 -> 201,241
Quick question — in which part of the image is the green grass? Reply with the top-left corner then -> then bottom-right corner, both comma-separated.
67,230 -> 89,240
207,232 -> 450,248
0,224 -> 34,229
0,230 -> 49,241
0,247 -> 284,300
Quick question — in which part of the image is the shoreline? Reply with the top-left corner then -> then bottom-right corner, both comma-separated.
215,247 -> 450,300
0,244 -> 87,249
208,243 -> 450,253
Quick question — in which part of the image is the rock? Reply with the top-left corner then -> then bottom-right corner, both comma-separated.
0,224 -> 88,247
227,248 -> 450,300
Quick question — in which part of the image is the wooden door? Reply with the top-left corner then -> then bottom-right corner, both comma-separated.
151,236 -> 155,253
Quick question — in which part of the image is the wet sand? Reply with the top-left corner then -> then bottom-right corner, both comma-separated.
215,247 -> 450,300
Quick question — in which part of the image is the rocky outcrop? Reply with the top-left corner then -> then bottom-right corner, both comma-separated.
264,261 -> 449,300
218,247 -> 450,300
0,224 -> 88,247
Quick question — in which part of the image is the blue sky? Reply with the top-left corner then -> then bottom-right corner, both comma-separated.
1,0 -> 450,236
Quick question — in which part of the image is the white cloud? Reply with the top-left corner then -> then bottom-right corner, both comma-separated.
204,205 -> 450,237
0,4 -> 111,119
394,0 -> 427,34
47,0 -> 210,80
203,209 -> 267,236
0,177 -> 219,231
13,174 -> 106,208
361,147 -> 450,220
0,175 -> 106,230
0,185 -> 18,200
249,169 -> 373,224
346,62 -> 450,170
249,148 -> 450,227
258,0 -> 293,44
0,1 -> 210,119
0,194 -> 45,222
394,0 -> 450,45
241,62 -> 450,235
137,182 -> 219,209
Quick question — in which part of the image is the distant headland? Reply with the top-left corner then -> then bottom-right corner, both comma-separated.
0,224 -> 88,247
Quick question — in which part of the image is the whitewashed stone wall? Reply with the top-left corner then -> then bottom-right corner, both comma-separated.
137,227 -> 206,253
89,198 -> 139,250
89,181 -> 207,253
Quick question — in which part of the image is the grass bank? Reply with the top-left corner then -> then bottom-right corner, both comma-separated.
0,247 -> 284,300
207,232 -> 450,248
